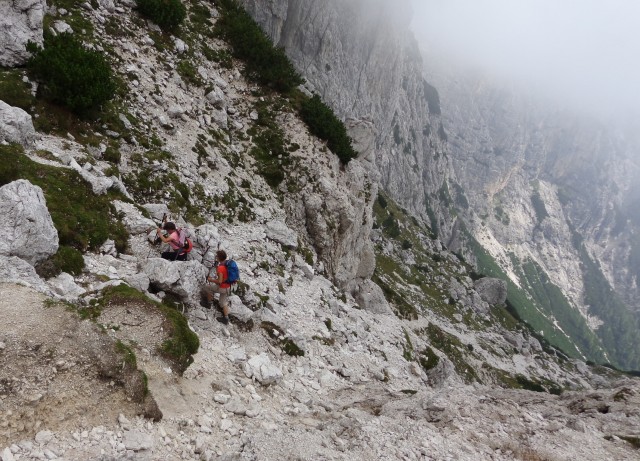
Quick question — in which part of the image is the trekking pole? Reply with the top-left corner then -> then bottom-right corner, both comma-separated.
147,213 -> 167,258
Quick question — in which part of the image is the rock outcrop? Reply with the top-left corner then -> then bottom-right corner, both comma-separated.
0,179 -> 58,265
142,258 -> 208,301
474,277 -> 507,306
0,0 -> 45,67
0,101 -> 36,146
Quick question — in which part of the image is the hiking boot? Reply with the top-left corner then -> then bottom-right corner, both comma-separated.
216,316 -> 229,325
199,298 -> 212,309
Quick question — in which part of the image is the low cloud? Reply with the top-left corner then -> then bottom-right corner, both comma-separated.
410,0 -> 640,120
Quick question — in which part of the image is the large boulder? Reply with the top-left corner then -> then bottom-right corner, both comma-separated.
0,256 -> 49,292
243,353 -> 283,385
349,278 -> 393,315
473,277 -> 507,306
142,258 -> 207,301
0,101 -> 36,146
0,0 -> 45,67
0,180 -> 58,265
265,220 -> 297,249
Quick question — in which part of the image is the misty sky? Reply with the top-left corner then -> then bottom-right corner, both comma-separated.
410,0 -> 640,120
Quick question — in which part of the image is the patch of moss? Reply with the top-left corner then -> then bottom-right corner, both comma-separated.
0,68 -> 34,110
618,435 -> 640,449
115,340 -> 138,368
99,285 -> 199,374
261,321 -> 305,357
35,245 -> 85,279
400,389 -> 418,395
418,346 -> 440,372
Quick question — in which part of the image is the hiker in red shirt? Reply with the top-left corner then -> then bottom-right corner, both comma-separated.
201,249 -> 231,324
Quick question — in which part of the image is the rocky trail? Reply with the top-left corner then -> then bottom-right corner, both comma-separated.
0,0 -> 639,460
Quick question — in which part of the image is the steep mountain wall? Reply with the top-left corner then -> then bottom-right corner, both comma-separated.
426,61 -> 640,368
238,0 -> 455,238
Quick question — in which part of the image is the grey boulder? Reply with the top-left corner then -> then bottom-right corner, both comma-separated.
473,277 -> 507,306
0,101 -> 36,146
0,180 -> 58,265
0,0 -> 45,67
142,258 -> 207,301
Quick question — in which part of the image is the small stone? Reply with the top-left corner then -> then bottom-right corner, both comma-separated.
123,430 -> 154,451
2,448 -> 15,461
35,430 -> 54,444
224,398 -> 247,416
214,393 -> 231,404
118,414 -> 131,428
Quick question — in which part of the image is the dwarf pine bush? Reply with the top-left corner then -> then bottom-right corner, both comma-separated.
27,33 -> 116,116
215,0 -> 303,92
300,95 -> 357,164
135,0 -> 186,32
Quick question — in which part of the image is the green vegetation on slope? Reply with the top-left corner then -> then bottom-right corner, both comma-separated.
571,229 -> 640,370
463,229 -> 613,365
214,0 -> 303,93
465,233 -> 583,359
299,95 -> 357,164
98,285 -> 200,373
214,0 -> 357,163
517,259 -> 608,362
0,145 -> 128,252
135,0 -> 187,32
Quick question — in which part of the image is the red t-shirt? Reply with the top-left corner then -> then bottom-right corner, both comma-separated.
217,263 -> 231,289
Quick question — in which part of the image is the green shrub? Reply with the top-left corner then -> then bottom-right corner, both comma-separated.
103,146 -> 121,164
135,0 -> 186,31
300,95 -> 357,164
56,246 -> 86,275
215,0 -> 303,92
35,245 -> 86,279
27,33 -> 116,117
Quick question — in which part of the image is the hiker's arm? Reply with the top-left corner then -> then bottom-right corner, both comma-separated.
156,228 -> 173,243
208,267 -> 224,285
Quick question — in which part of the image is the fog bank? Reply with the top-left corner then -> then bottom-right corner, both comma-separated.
410,0 -> 640,121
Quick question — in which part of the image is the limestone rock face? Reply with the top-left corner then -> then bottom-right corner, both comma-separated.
239,0 -> 454,240
0,0 -> 45,67
265,220 -> 297,249
0,101 -> 36,146
349,278 -> 393,315
297,158 -> 377,287
0,180 -> 58,265
474,277 -> 507,306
